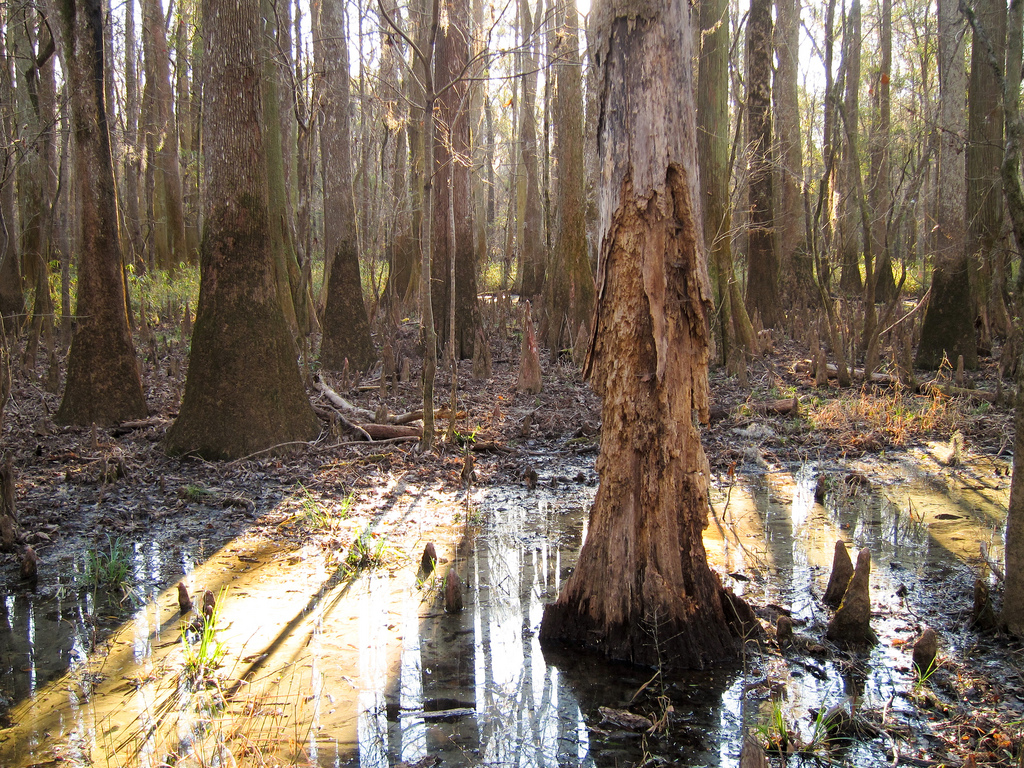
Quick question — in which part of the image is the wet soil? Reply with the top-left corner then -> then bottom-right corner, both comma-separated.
0,322 -> 1019,767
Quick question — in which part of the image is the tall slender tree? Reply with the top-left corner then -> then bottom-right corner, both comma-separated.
916,0 -> 977,369
870,0 -> 897,305
543,0 -> 595,358
316,0 -> 376,371
55,0 -> 147,425
699,0 -> 755,369
540,0 -> 751,668
141,0 -> 188,269
431,0 -> 477,359
838,0 -> 864,294
0,5 -> 24,321
966,0 -> 1009,345
745,0 -> 782,329
774,0 -> 809,296
165,0 -> 319,458
516,0 -> 544,300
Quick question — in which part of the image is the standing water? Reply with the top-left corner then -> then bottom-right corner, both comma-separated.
0,448 -> 1012,767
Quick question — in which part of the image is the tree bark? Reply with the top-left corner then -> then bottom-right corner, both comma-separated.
315,0 -> 376,372
55,0 -> 147,425
539,0 -> 748,668
164,0 -> 318,459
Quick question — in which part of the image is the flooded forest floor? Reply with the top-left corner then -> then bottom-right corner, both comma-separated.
0,315 -> 1019,767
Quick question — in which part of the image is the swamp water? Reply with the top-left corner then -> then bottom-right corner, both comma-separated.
0,447 -> 1012,767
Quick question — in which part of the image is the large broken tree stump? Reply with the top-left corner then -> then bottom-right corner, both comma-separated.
822,540 -> 854,608
826,548 -> 877,645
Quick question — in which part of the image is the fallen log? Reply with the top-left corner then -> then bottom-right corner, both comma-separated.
793,360 -> 897,385
358,423 -> 422,440
918,380 -> 1000,404
315,376 -> 426,424
709,397 -> 799,422
315,376 -> 378,422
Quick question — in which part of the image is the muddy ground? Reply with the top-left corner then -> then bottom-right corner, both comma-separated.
0,315 -> 1020,767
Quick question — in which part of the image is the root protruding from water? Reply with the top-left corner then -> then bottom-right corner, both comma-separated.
826,547 -> 877,646
823,540 -> 854,608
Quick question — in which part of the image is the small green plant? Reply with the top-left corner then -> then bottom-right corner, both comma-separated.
452,426 -> 479,446
755,699 -> 792,754
182,589 -> 227,681
343,527 -> 390,573
184,483 -> 215,502
913,656 -> 940,692
298,486 -> 352,530
83,536 -> 133,590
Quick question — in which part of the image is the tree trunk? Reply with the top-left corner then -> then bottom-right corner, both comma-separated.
999,0 -> 1024,635
917,0 -> 977,370
141,0 -> 188,268
838,0 -> 864,295
431,0 -> 477,359
164,0 -> 318,459
315,0 -> 376,372
0,11 -> 23,320
1003,358 -> 1024,634
13,10 -> 57,362
870,0 -> 897,305
966,0 -> 1009,346
774,0 -> 810,299
539,0 -> 749,668
122,0 -> 144,271
543,0 -> 595,359
55,0 -> 147,426
698,0 -> 755,371
516,0 -> 545,301
261,0 -> 302,336
744,0 -> 782,329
